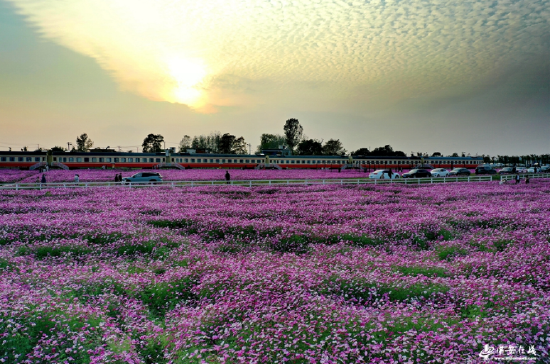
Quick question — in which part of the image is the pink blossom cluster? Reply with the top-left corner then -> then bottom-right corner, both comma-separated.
12,168 -> 394,183
0,180 -> 549,363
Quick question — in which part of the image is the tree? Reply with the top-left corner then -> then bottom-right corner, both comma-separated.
51,146 -> 66,152
232,137 -> 247,154
21,146 -> 28,152
370,145 -> 406,156
283,118 -> 303,152
451,152 -> 459,157
257,134 -> 286,152
178,135 -> 192,152
219,133 -> 236,154
76,133 -> 94,152
322,139 -> 346,156
296,139 -> 323,155
432,152 -> 442,157
351,148 -> 370,156
142,134 -> 164,153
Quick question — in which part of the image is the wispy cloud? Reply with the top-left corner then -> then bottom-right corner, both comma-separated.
6,0 -> 550,112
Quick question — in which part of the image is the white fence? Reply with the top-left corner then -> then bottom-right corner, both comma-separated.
500,173 -> 550,182
0,176 -> 499,191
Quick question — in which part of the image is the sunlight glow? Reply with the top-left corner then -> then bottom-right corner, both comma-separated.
164,57 -> 207,106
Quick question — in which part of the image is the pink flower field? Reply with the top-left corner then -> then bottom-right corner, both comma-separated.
3,168 -> 412,184
1,180 -> 549,363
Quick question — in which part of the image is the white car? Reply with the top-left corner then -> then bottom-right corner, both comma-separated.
123,172 -> 163,183
368,169 -> 400,179
430,168 -> 450,177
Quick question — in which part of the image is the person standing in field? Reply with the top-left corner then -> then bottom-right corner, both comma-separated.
525,176 -> 530,184
41,174 -> 46,184
225,171 -> 231,185
74,174 -> 79,183
515,174 -> 520,184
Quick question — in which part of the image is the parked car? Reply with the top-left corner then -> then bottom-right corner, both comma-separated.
498,167 -> 515,174
368,169 -> 401,179
448,168 -> 471,176
402,169 -> 432,178
475,166 -> 497,175
541,166 -> 550,172
430,168 -> 450,177
515,167 -> 527,173
123,172 -> 163,183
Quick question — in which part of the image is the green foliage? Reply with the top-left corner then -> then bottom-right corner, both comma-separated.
322,276 -> 450,303
436,246 -> 469,261
394,266 -> 449,278
0,310 -> 104,364
140,277 -> 198,317
32,246 -> 92,259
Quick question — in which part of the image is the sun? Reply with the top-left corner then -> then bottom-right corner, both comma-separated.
164,56 -> 208,107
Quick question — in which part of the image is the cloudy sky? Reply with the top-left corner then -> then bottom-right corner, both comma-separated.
1,0 -> 549,155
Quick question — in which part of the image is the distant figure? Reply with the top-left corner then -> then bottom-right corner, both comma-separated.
101,165 -> 106,170
41,174 -> 46,184
388,168 -> 393,179
525,176 -> 530,184
74,174 -> 79,183
114,174 -> 119,183
225,171 -> 231,184
515,174 -> 520,184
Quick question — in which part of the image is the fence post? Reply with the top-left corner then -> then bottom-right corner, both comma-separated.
468,177 -> 470,182
431,178 -> 433,184
191,181 -> 194,187
269,180 -> 272,186
249,180 -> 252,187
16,184 -> 19,191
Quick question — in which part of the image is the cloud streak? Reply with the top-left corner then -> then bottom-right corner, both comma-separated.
5,0 -> 550,113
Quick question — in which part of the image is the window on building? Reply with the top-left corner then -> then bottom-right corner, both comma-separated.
84,158 -> 89,162
99,158 -> 104,163
26,157 -> 31,162
1,157 -> 6,161
156,158 -> 161,163
121,158 -> 126,162
106,158 -> 112,162
69,157 -> 74,162
127,158 -> 133,162
92,158 -> 97,162
9,157 -> 14,162
190,158 -> 195,163
34,157 -> 40,162
114,158 -> 119,163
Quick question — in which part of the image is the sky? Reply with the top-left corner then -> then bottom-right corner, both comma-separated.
0,0 -> 549,156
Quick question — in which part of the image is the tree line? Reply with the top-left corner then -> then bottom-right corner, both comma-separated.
22,122 -> 550,164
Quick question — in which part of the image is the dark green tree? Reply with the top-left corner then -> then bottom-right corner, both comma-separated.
232,137 -> 247,154
351,148 -> 370,156
283,118 -> 303,152
178,135 -> 192,152
296,139 -> 323,155
258,134 -> 286,152
142,134 -> 164,153
322,139 -> 346,156
51,146 -> 66,152
219,133 -> 236,154
76,133 -> 94,152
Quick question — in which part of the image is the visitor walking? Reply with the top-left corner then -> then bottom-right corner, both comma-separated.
41,174 -> 46,184
515,174 -> 520,184
525,176 -> 530,184
225,171 -> 231,185
74,174 -> 79,183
